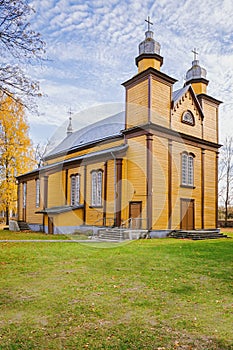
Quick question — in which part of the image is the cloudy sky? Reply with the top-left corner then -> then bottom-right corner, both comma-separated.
28,0 -> 233,146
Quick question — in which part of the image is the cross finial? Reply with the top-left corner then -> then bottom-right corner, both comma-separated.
192,48 -> 199,61
68,106 -> 73,119
145,16 -> 153,31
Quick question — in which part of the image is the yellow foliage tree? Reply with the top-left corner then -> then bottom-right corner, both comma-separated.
0,95 -> 35,225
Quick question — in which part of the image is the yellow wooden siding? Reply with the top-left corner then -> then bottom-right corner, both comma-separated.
171,142 -> 202,229
67,167 -> 85,206
105,160 -> 115,224
125,136 -> 147,223
202,102 -> 218,143
126,79 -> 148,128
204,151 -> 216,228
152,137 -> 168,229
25,179 -> 43,224
171,91 -> 203,138
46,139 -> 124,165
47,171 -> 66,208
151,78 -> 171,128
85,162 -> 104,225
138,58 -> 161,73
53,210 -> 83,230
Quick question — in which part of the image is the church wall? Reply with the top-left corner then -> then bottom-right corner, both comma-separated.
47,171 -> 66,208
126,79 -> 149,128
204,150 -> 217,228
171,142 -> 202,229
171,91 -> 203,139
24,179 -> 43,224
151,78 -> 171,128
52,210 -> 83,233
85,161 -> 104,226
202,101 -> 218,143
125,136 -> 147,227
45,139 -> 124,165
67,166 -> 85,206
152,136 -> 169,229
105,160 -> 115,225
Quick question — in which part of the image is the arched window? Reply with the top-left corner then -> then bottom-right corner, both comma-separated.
181,152 -> 194,186
91,170 -> 103,207
70,174 -> 80,206
181,110 -> 195,126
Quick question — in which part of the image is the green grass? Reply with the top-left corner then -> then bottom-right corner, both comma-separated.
0,230 -> 232,349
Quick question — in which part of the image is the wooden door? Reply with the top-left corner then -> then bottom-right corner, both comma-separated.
129,202 -> 142,229
48,216 -> 54,234
180,199 -> 195,230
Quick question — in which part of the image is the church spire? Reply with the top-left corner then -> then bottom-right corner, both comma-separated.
66,108 -> 73,136
184,48 -> 209,94
135,16 -> 163,73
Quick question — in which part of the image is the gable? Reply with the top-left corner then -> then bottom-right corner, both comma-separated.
171,86 -> 203,139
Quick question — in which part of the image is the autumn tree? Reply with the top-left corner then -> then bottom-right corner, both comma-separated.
0,94 -> 35,225
0,0 -> 45,107
218,136 -> 233,226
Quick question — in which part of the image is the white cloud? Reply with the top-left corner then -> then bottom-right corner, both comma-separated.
27,0 -> 233,145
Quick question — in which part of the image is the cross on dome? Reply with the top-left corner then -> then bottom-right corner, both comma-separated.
145,16 -> 153,31
192,48 -> 199,61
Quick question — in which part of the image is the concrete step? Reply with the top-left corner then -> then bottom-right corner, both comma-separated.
17,221 -> 30,231
170,230 -> 229,240
95,228 -> 149,241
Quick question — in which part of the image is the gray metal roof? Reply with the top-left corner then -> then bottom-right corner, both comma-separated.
172,85 -> 190,105
45,112 -> 125,159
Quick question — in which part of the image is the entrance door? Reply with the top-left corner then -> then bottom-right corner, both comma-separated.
180,199 -> 195,230
129,202 -> 142,229
48,216 -> 54,234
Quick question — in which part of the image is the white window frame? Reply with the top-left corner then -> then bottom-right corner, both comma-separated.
181,152 -> 194,186
70,174 -> 80,206
91,170 -> 103,207
36,179 -> 40,208
23,182 -> 27,208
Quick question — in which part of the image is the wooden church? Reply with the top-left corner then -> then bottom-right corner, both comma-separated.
17,21 -> 222,237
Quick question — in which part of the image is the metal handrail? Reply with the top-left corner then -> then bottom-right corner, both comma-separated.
92,217 -> 115,239
121,217 -> 148,230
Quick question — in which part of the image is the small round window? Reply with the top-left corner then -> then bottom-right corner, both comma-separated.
182,111 -> 195,126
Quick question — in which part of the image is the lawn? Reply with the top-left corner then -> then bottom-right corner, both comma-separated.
0,230 -> 232,350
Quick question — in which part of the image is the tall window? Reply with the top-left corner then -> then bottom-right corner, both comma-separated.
91,170 -> 103,207
181,152 -> 194,186
23,182 -> 27,208
70,174 -> 80,206
36,179 -> 40,208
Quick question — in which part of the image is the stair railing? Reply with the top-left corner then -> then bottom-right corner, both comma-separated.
92,217 -> 115,239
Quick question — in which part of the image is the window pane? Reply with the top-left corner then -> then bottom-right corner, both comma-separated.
188,156 -> 194,185
92,172 -> 97,206
97,171 -> 102,206
182,153 -> 188,185
75,175 -> 80,205
71,176 -> 76,206
36,179 -> 40,208
23,183 -> 27,208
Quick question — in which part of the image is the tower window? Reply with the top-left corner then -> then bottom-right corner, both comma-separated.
182,110 -> 195,126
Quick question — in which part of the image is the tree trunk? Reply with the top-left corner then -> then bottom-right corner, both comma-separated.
6,206 -> 9,226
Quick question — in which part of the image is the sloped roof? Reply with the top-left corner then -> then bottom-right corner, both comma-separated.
45,111 -> 125,159
172,85 -> 190,105
172,84 -> 204,119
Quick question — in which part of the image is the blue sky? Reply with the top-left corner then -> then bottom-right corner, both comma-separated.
28,0 -> 233,146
